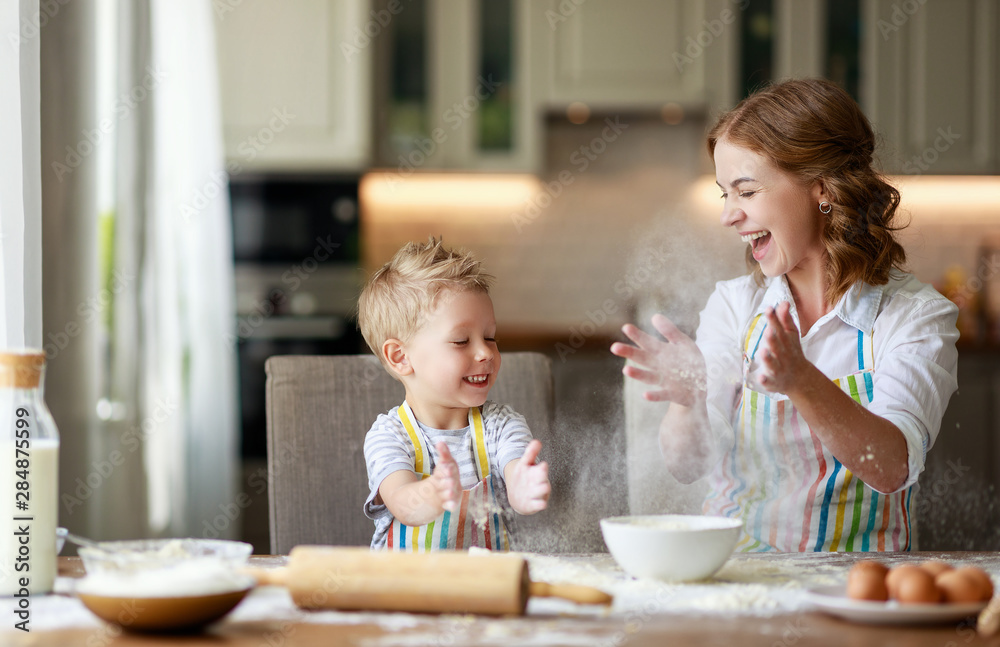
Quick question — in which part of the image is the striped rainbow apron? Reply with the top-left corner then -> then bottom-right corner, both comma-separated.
703,312 -> 911,552
387,403 -> 510,551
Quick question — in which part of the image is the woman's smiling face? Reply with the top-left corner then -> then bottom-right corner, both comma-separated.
714,138 -> 827,282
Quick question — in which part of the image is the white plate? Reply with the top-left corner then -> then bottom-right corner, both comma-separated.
806,585 -> 987,625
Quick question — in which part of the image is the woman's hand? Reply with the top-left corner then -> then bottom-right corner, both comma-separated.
757,302 -> 812,395
757,301 -> 908,492
610,314 -> 707,406
611,313 -> 719,483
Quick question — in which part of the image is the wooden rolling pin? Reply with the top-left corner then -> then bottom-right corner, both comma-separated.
250,546 -> 612,616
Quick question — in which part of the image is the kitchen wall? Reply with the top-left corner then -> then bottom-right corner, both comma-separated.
362,113 -> 747,340
365,121 -> 1000,345
892,178 -> 1000,347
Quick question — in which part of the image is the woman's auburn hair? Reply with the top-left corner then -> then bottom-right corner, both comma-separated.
707,78 -> 907,305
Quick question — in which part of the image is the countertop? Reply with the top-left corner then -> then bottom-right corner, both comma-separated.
5,551 -> 1000,646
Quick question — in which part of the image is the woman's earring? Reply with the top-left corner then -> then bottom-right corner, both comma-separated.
819,201 -> 833,214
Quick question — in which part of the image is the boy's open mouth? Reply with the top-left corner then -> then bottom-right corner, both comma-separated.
464,374 -> 489,385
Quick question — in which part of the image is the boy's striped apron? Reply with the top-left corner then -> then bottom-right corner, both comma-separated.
387,403 -> 510,551
703,312 -> 911,552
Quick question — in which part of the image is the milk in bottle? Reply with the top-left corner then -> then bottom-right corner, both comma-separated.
1,352 -> 60,606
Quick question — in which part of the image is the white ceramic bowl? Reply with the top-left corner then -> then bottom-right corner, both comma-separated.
600,514 -> 743,582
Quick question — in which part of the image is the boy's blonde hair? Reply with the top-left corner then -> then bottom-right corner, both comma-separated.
358,237 -> 494,370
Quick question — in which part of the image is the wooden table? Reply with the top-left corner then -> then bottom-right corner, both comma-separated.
5,552 -> 999,646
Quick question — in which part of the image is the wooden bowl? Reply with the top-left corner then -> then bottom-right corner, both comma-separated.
76,586 -> 252,632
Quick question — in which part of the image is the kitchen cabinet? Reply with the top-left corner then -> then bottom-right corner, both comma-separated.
370,0 -> 543,172
375,0 -> 739,173
214,0 -> 371,172
772,0 -> 825,79
417,0 -> 540,171
525,0 -> 739,112
861,0 -> 1000,174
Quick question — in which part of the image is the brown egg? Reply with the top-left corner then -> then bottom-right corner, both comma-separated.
886,564 -> 924,600
853,560 -> 889,577
918,560 -> 953,578
936,570 -> 984,603
847,566 -> 889,601
954,566 -> 994,602
895,568 -> 942,604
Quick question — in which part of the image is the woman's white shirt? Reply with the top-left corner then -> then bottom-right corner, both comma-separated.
696,272 -> 959,493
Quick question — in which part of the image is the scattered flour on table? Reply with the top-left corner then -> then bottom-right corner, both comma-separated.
524,553 -> 842,618
5,582 -> 103,632
685,584 -> 781,614
225,585 -> 428,631
357,553 -> 848,645
713,556 -> 843,586
231,587 -> 618,647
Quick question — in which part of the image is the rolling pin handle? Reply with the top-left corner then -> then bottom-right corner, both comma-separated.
243,566 -> 289,587
978,594 -> 1000,637
529,581 -> 613,606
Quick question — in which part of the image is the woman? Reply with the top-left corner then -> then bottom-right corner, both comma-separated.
611,79 -> 959,552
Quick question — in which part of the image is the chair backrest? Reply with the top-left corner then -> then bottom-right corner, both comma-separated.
265,352 -> 553,554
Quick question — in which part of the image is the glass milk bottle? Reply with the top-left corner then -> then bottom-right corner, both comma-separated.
1,351 -> 59,597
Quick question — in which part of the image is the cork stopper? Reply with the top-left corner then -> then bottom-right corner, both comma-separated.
0,351 -> 46,389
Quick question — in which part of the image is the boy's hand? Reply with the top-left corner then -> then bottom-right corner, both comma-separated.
377,443 -> 461,525
505,440 -> 550,515
431,441 -> 461,513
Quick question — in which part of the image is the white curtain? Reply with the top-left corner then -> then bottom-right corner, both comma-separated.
115,0 -> 238,537
150,0 -> 239,537
0,0 -> 42,350
40,0 -> 237,541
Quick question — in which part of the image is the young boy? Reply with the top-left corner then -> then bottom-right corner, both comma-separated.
358,238 -> 550,550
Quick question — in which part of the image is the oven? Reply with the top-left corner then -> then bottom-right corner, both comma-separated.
230,175 -> 366,550
230,175 -> 365,459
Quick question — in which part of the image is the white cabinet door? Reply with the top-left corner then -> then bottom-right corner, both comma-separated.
424,0 -> 541,171
526,0 -> 738,111
214,0 -> 371,172
862,0 -> 1000,174
370,0 -> 541,172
